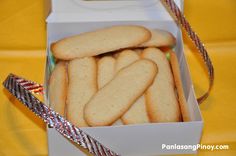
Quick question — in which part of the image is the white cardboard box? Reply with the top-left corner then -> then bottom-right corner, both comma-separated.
45,0 -> 203,155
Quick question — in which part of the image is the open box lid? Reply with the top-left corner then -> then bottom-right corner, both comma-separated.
46,0 -> 183,23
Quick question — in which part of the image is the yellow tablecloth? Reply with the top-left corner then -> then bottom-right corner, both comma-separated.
0,0 -> 236,156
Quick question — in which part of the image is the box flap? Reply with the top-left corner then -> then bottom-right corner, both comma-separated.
46,0 -> 183,22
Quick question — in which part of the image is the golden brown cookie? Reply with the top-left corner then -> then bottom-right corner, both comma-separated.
97,56 -> 116,89
49,61 -> 68,116
142,48 -> 181,122
116,49 -> 150,124
51,25 -> 151,60
169,51 -> 191,121
67,57 -> 97,127
84,59 -> 158,126
139,29 -> 176,48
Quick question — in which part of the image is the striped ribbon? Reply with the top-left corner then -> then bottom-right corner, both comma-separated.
161,0 -> 214,103
3,74 -> 119,156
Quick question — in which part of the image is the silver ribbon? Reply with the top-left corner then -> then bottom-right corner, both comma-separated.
161,0 -> 214,103
3,74 -> 119,156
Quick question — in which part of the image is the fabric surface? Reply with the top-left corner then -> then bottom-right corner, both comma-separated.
0,0 -> 236,156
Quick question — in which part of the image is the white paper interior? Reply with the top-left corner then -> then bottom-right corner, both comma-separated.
47,0 -> 183,23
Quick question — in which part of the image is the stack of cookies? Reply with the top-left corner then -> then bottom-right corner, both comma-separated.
48,25 -> 190,127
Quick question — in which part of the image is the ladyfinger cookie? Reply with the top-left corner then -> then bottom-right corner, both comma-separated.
84,59 -> 158,126
122,96 -> 149,124
169,51 -> 191,121
115,49 -> 140,71
49,61 -> 68,116
114,49 -> 140,125
97,55 -> 124,125
51,25 -> 151,60
116,49 -> 150,124
97,56 -> 124,126
67,57 -> 97,127
142,48 -> 181,122
139,29 -> 176,48
97,56 -> 116,89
